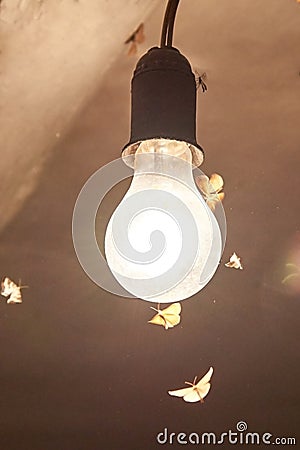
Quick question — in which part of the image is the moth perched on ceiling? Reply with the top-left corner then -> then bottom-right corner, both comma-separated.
1,277 -> 27,304
195,173 -> 225,211
148,303 -> 181,330
168,367 -> 214,403
124,23 -> 145,56
225,252 -> 243,270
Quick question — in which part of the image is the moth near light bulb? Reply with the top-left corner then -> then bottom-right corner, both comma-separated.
225,252 -> 243,270
148,302 -> 182,330
168,366 -> 214,403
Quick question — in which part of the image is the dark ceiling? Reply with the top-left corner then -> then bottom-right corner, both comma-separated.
0,1 -> 299,449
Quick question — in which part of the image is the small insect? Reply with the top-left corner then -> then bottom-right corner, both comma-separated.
1,277 -> 27,304
195,71 -> 208,93
124,23 -> 145,56
195,173 -> 225,211
225,252 -> 243,270
168,367 -> 214,403
148,302 -> 181,330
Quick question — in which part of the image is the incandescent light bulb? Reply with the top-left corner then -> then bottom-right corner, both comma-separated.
104,138 -> 223,303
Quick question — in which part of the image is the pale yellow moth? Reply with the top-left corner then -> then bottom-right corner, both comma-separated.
148,303 -> 181,330
195,173 -> 225,211
168,367 -> 214,403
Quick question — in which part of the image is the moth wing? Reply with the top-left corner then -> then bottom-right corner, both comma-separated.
285,263 -> 299,271
160,303 -> 181,328
124,30 -> 134,44
182,388 -> 203,403
206,196 -> 218,211
225,253 -> 242,268
195,175 -> 210,196
161,302 -> 181,315
230,253 -> 243,269
7,287 -> 22,304
207,193 -> 224,211
197,367 -> 214,386
230,252 -> 238,261
135,23 -> 145,44
148,313 -> 165,327
124,35 -> 133,44
282,273 -> 299,284
225,261 -> 235,268
127,42 -> 137,56
162,313 -> 181,328
1,277 -> 15,297
168,386 -> 194,398
209,173 -> 224,193
230,261 -> 240,269
196,383 -> 211,400
164,311 -> 181,323
1,279 -> 9,297
192,367 -> 213,401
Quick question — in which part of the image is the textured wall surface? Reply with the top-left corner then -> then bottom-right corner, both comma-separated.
0,0 -> 160,231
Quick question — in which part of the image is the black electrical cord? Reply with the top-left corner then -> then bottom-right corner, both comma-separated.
166,0 -> 180,47
160,0 -> 173,47
160,0 -> 180,47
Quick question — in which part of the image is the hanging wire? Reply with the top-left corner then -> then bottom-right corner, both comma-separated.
160,0 -> 173,47
160,0 -> 180,47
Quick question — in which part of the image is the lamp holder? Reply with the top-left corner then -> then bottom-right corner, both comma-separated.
122,46 -> 204,167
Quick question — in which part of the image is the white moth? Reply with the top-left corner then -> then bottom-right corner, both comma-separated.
168,367 -> 214,403
1,277 -> 27,304
225,252 -> 243,270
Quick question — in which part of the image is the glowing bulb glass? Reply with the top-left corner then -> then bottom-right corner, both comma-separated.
104,139 -> 224,303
